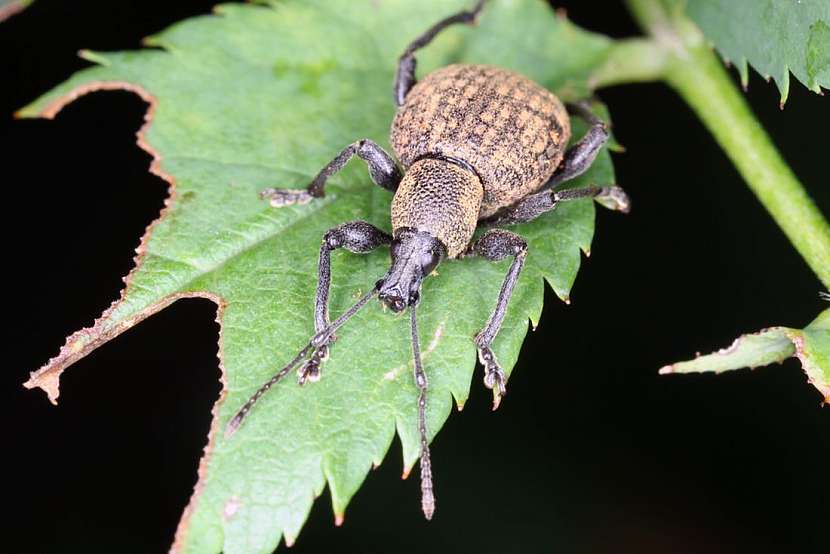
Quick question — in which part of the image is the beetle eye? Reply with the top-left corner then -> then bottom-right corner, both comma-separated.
390,239 -> 402,259
420,250 -> 439,275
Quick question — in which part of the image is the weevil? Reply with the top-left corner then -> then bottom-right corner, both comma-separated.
227,0 -> 630,519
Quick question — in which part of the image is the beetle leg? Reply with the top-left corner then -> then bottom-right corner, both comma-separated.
479,190 -> 556,227
467,229 -> 527,409
297,221 -> 392,385
261,139 -> 402,207
480,184 -> 630,227
394,0 -> 487,106
555,185 -> 631,213
543,101 -> 610,190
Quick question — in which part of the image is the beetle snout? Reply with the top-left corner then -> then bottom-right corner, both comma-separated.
379,289 -> 408,313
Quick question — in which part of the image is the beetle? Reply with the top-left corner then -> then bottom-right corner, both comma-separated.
226,0 -> 630,519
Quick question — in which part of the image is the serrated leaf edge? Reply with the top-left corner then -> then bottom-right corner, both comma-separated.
785,330 -> 830,404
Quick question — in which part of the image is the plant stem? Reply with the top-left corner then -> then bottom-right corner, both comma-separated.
624,0 -> 830,288
588,38 -> 669,89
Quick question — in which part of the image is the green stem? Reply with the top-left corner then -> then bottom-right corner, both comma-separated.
623,0 -> 830,288
588,38 -> 669,89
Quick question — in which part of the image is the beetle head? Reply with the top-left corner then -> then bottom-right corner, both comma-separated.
377,228 -> 446,313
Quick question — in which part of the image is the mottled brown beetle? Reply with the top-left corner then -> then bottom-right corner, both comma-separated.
227,0 -> 630,519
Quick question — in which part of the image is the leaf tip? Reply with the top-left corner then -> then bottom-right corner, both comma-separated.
736,58 -> 749,91
78,49 -> 115,68
658,365 -> 674,375
23,371 -> 61,405
14,101 -> 43,119
140,33 -> 163,48
775,69 -> 790,107
334,513 -> 345,527
401,466 -> 412,480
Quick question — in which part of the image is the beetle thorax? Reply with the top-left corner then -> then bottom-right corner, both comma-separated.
391,158 -> 483,258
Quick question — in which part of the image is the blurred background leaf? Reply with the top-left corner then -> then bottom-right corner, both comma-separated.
683,0 -> 830,104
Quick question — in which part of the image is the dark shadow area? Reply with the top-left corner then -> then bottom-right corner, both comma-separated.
3,1 -> 827,553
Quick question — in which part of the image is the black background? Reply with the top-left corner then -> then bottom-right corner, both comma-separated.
3,1 -> 828,553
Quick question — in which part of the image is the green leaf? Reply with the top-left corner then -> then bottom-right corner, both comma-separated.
0,0 -> 33,22
682,0 -> 830,104
20,1 -> 620,551
660,309 -> 830,402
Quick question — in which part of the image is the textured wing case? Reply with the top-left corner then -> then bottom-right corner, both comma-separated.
391,64 -> 571,217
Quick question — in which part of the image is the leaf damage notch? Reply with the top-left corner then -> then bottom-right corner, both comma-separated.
20,80 -> 181,403
19,78 -> 234,553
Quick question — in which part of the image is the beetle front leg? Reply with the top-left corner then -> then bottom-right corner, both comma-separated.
261,139 -> 402,207
298,221 -> 391,384
467,229 -> 528,409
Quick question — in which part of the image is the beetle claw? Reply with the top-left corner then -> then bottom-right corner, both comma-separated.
297,343 -> 330,385
488,372 -> 507,410
595,186 -> 631,214
479,346 -> 508,409
492,389 -> 503,411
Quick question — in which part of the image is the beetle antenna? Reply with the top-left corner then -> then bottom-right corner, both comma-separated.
410,306 -> 435,519
226,286 -> 380,437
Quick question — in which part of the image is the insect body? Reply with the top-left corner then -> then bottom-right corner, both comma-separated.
228,0 -> 630,520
